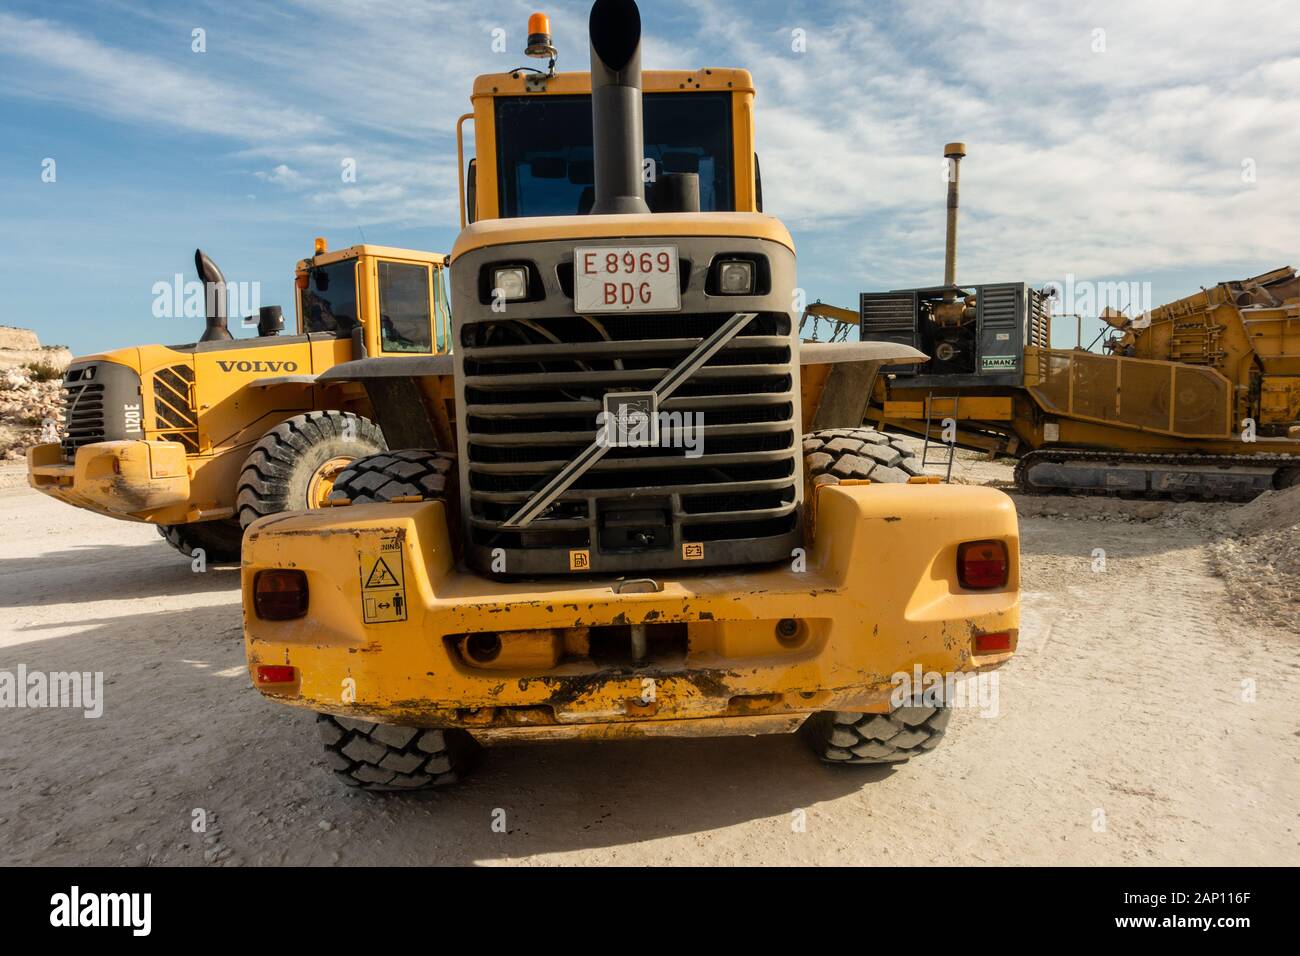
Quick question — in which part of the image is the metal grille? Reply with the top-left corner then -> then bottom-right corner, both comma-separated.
460,311 -> 799,560
153,364 -> 199,453
60,365 -> 105,458
979,283 -> 1021,329
859,292 -> 919,376
859,292 -> 917,331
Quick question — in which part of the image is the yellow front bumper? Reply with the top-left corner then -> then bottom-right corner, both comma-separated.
242,483 -> 1019,741
26,440 -> 190,518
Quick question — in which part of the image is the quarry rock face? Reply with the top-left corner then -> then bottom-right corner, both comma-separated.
0,326 -> 41,351
0,326 -> 70,461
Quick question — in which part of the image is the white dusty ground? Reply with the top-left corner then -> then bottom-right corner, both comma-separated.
0,455 -> 1296,866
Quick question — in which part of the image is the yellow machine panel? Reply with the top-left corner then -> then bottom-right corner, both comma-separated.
1261,377 -> 1300,425
244,484 -> 1018,735
1024,347 -> 1234,439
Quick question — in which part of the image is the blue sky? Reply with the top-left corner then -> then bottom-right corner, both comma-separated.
1,0 -> 1297,355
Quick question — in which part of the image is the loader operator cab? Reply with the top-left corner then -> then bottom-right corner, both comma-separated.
295,243 -> 452,355
457,64 -> 762,224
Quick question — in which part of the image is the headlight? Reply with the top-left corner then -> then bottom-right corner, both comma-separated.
716,259 -> 755,295
493,266 -> 530,301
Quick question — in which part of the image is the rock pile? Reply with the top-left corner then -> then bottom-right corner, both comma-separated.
1210,482 -> 1300,629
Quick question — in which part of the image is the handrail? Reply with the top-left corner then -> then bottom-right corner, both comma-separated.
456,112 -> 474,230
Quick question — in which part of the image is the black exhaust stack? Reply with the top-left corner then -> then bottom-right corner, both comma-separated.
589,0 -> 649,215
195,248 -> 232,342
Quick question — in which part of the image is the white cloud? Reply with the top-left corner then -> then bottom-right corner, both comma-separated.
727,0 -> 1300,285
0,11 -> 329,139
0,5 -> 473,228
1,0 -> 1297,291
255,164 -> 301,187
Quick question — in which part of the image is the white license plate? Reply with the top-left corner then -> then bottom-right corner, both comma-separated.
573,245 -> 680,313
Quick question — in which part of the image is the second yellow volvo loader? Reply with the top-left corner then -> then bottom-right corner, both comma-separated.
27,244 -> 451,560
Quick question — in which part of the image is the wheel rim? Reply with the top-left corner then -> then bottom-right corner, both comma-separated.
307,456 -> 354,508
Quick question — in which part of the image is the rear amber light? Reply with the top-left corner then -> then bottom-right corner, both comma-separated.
255,665 -> 297,684
973,631 -> 1013,653
254,569 -> 309,620
957,539 -> 1009,589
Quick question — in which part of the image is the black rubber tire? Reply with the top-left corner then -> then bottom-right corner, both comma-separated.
235,411 -> 385,528
800,431 -> 938,765
803,704 -> 952,764
317,714 -> 477,790
315,453 -> 462,792
156,520 -> 243,562
327,449 -> 455,504
803,427 -> 924,485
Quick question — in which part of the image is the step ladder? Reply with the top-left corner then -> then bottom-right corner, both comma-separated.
920,391 -> 957,483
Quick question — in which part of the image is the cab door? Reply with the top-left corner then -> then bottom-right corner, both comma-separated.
373,258 -> 447,355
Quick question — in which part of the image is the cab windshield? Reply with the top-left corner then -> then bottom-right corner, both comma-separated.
494,92 -> 735,217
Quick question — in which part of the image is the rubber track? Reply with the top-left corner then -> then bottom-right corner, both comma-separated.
1014,447 -> 1300,501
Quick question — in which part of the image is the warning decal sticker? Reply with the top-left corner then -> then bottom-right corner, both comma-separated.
359,533 -> 407,624
364,558 -> 400,589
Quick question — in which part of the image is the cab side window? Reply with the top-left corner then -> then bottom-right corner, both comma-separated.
433,268 -> 450,353
302,262 -> 360,334
377,261 -> 433,354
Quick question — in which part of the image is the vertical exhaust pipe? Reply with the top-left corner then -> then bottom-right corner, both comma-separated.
195,248 -> 232,342
589,0 -> 649,215
943,142 -> 966,296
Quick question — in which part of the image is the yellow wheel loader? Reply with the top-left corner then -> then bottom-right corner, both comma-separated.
26,243 -> 451,560
242,1 -> 1019,789
856,144 -> 1300,500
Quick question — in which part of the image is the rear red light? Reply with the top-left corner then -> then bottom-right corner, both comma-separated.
253,569 -> 309,620
958,539 -> 1009,589
973,631 -> 1013,653
255,665 -> 297,684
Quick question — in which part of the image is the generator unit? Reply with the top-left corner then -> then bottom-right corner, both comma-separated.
860,281 -> 1052,387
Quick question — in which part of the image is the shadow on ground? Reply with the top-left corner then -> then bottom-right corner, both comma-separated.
0,542 -> 239,607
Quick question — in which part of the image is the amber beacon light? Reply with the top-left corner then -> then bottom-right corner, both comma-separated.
525,12 -> 557,59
